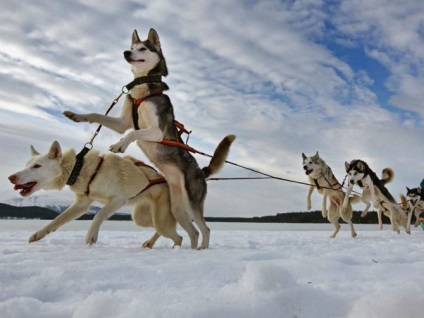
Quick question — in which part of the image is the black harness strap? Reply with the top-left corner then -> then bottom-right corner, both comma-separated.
66,146 -> 91,186
124,75 -> 162,92
132,103 -> 140,130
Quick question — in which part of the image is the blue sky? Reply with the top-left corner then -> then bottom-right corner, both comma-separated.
1,0 -> 423,217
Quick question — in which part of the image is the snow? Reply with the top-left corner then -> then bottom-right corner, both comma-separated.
1,220 -> 423,318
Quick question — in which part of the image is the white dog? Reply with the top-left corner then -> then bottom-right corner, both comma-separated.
8,141 -> 184,247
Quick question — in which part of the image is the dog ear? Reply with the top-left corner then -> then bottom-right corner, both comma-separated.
48,141 -> 62,160
357,161 -> 365,172
406,186 -> 410,192
148,28 -> 168,76
418,188 -> 422,194
302,153 -> 306,160
344,161 -> 350,172
131,30 -> 140,45
148,28 -> 161,51
30,145 -> 40,157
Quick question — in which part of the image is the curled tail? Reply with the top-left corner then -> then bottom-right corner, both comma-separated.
202,135 -> 236,178
381,168 -> 394,185
400,194 -> 408,210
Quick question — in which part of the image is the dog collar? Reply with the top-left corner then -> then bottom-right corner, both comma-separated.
66,146 -> 91,186
123,75 -> 162,93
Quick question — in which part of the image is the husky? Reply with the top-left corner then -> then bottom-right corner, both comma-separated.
352,166 -> 394,229
8,141 -> 184,247
404,187 -> 424,227
342,159 -> 410,234
63,28 -> 235,249
302,152 -> 359,238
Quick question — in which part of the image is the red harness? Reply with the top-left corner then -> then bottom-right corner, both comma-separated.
129,161 -> 167,200
132,92 -> 196,152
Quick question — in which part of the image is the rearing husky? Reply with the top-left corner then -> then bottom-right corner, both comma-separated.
64,29 -> 235,249
302,152 -> 359,238
342,159 -> 410,234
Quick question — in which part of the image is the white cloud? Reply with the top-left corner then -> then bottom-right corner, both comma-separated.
1,0 -> 423,217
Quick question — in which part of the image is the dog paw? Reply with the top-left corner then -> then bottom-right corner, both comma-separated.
29,231 -> 47,243
63,111 -> 86,122
109,139 -> 130,153
307,202 -> 312,210
361,211 -> 368,218
85,232 -> 98,245
142,240 -> 154,249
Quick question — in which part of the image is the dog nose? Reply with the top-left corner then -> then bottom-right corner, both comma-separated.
303,165 -> 307,170
349,180 -> 355,185
123,51 -> 131,58
8,174 -> 17,183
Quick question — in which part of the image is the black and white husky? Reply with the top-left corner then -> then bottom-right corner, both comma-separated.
64,29 -> 235,249
342,159 -> 410,234
405,187 -> 424,227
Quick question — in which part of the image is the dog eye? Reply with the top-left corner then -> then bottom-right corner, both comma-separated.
139,47 -> 147,51
32,164 -> 41,169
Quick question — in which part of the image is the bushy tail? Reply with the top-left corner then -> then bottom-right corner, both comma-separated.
400,194 -> 408,210
348,194 -> 361,205
202,135 -> 236,178
381,168 -> 394,185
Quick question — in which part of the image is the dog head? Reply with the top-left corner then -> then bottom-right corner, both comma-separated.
8,141 -> 63,197
344,160 -> 367,185
406,187 -> 423,206
302,152 -> 325,178
123,28 -> 168,77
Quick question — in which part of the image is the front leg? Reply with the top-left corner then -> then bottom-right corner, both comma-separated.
341,183 -> 354,213
63,111 -> 132,134
321,190 -> 328,218
109,128 -> 163,153
306,185 -> 314,210
369,184 -> 380,209
86,197 -> 126,244
29,196 -> 93,243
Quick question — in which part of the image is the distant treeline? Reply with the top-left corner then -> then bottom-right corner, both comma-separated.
0,202 -> 397,224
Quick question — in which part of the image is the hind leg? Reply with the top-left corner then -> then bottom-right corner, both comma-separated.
152,196 -> 183,247
191,204 -> 210,249
340,205 -> 357,238
168,183 -> 199,249
142,232 -> 161,248
327,203 -> 341,238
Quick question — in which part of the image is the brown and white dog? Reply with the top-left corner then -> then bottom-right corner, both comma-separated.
302,152 -> 359,238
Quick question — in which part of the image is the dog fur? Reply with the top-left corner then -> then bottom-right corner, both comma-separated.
404,187 -> 424,227
355,167 -> 394,229
63,28 -> 235,249
342,159 -> 410,234
302,152 -> 359,238
8,141 -> 184,247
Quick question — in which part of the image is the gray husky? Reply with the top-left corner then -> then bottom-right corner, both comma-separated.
64,29 -> 235,249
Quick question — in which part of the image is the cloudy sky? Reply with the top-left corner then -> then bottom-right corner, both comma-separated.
1,0 -> 423,217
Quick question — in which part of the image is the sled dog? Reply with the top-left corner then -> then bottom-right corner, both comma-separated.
63,28 -> 235,249
404,187 -> 424,227
302,152 -> 359,238
359,167 -> 394,229
8,141 -> 185,247
342,159 -> 410,234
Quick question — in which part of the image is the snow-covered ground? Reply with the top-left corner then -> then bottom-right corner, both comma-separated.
0,220 -> 423,318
